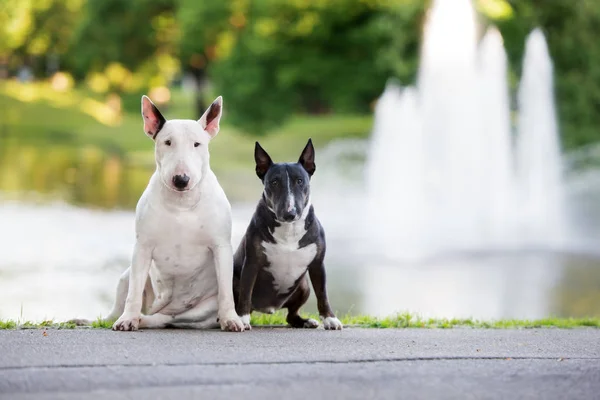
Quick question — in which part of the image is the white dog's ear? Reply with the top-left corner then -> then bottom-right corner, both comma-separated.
141,95 -> 166,139
199,96 -> 223,138
298,138 -> 316,176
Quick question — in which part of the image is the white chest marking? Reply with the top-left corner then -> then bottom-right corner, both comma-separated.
261,219 -> 316,294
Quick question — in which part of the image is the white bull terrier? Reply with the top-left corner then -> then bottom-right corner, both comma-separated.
105,95 -> 244,332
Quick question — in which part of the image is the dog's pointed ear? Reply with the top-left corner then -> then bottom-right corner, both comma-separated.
255,142 -> 273,180
141,95 -> 166,139
199,96 -> 223,138
298,138 -> 315,176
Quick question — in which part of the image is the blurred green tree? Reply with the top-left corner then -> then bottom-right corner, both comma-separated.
177,0 -> 230,116
193,0 -> 425,133
67,0 -> 176,77
2,0 -> 599,147
1,0 -> 83,76
65,0 -> 178,112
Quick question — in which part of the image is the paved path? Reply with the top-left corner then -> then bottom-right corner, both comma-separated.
1,328 -> 599,399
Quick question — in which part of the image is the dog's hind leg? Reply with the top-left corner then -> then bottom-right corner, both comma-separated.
105,267 -> 154,320
104,268 -> 131,321
69,267 -> 148,326
141,276 -> 155,315
283,276 -> 319,329
139,295 -> 219,329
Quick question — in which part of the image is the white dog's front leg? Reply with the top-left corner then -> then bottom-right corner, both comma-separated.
113,242 -> 153,331
212,243 -> 244,332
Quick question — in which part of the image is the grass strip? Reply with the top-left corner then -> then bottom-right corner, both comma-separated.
1,313 -> 598,330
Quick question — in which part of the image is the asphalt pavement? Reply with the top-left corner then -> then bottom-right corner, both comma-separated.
1,328 -> 599,399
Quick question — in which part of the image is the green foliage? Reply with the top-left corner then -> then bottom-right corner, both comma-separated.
0,0 -> 83,75
0,320 -> 77,329
250,311 -> 600,329
2,0 -> 600,147
67,0 -> 177,78
200,0 -> 425,133
0,320 -> 17,329
177,0 -> 229,64
91,318 -> 115,329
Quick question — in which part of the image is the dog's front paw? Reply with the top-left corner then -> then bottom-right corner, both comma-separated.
304,318 -> 319,329
219,311 -> 245,332
322,316 -> 343,330
240,314 -> 252,331
112,314 -> 140,331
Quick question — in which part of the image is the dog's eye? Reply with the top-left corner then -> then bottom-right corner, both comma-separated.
165,140 -> 171,146
296,178 -> 303,185
270,179 -> 278,187
194,142 -> 200,148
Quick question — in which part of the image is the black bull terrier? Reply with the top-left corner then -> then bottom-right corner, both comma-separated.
233,139 -> 343,330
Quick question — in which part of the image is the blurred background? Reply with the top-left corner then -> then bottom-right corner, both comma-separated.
1,0 -> 599,322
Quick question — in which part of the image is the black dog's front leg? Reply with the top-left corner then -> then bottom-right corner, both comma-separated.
308,256 -> 343,330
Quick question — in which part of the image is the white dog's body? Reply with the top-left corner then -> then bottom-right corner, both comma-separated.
107,97 -> 244,332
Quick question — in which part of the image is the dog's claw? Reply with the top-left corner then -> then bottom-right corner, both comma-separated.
227,320 -> 241,332
224,319 -> 244,332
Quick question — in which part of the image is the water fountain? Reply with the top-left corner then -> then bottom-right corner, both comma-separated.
363,0 -> 567,260
309,1 -> 599,318
515,29 -> 567,248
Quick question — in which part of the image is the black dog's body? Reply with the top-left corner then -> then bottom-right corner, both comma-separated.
233,140 -> 342,330
233,198 -> 327,326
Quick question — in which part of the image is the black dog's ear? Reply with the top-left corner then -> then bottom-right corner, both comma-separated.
298,138 -> 315,176
255,142 -> 273,180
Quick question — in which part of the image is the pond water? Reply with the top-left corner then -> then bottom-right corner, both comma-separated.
1,138 -> 600,322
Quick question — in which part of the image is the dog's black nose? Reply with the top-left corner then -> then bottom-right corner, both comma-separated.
282,210 -> 297,222
172,174 -> 190,190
